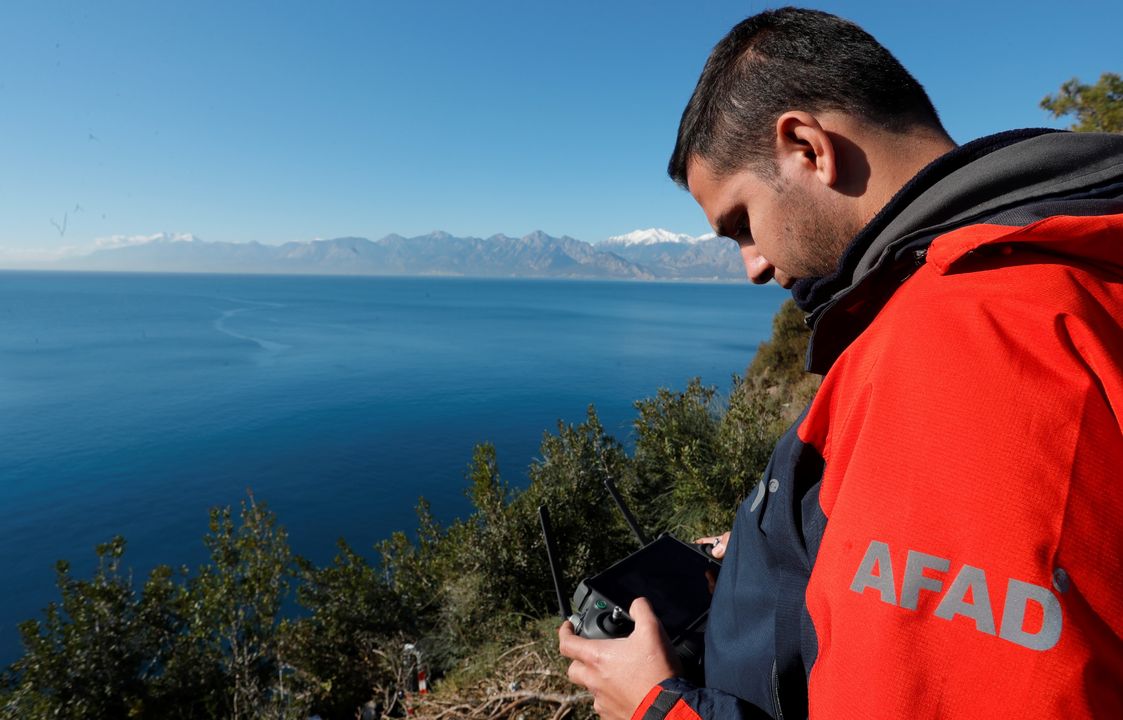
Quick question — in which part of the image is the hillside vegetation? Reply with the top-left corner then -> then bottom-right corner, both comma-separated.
1,300 -> 815,720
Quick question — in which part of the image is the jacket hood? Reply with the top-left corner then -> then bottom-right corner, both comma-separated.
802,130 -> 1123,374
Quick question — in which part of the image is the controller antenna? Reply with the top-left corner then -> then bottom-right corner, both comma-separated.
604,475 -> 650,547
538,505 -> 572,620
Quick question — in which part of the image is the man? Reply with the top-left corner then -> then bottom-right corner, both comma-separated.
560,7 -> 1123,719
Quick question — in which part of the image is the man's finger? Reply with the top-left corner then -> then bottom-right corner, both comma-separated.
566,659 -> 588,687
712,531 -> 731,559
693,532 -> 730,559
711,537 -> 726,559
558,622 -> 599,664
627,596 -> 659,632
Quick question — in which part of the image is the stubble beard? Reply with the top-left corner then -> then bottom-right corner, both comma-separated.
779,181 -> 860,279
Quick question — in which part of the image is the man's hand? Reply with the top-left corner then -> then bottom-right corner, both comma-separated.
694,531 -> 731,560
558,597 -> 682,720
694,531 -> 731,593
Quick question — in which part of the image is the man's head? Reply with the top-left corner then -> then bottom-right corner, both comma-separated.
670,7 -> 954,286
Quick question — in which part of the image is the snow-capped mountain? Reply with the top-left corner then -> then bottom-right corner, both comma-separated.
598,228 -> 741,279
601,228 -> 717,246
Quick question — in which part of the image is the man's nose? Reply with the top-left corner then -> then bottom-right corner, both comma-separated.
740,246 -> 775,285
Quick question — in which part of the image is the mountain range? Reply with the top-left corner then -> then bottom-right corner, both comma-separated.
48,229 -> 745,281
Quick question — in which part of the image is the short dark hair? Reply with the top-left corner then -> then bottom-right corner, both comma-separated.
668,7 -> 947,188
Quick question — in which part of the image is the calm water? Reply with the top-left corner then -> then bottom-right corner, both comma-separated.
0,271 -> 786,663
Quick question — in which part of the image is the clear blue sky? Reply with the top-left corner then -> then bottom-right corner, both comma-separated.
1,0 -> 1119,259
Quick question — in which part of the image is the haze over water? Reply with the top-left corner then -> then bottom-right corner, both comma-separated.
0,271 -> 786,664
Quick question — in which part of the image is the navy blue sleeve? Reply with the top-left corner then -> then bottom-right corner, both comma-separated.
631,677 -> 773,719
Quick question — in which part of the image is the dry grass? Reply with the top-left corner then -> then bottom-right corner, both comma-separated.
408,621 -> 592,720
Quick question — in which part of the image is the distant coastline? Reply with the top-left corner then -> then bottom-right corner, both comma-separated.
0,267 -> 750,284
1,228 -> 747,282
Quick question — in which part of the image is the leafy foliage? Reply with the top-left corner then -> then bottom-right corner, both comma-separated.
1,538 -> 174,718
287,540 -> 414,718
1041,72 -> 1123,133
1,499 -> 305,720
748,299 -> 810,387
191,498 -> 298,718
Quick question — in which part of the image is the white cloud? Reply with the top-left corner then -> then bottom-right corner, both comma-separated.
0,232 -> 200,268
92,232 -> 198,250
0,246 -> 69,262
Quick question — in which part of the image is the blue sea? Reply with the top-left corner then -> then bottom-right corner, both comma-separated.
0,271 -> 786,664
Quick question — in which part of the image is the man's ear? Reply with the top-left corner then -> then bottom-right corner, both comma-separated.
774,111 -> 838,188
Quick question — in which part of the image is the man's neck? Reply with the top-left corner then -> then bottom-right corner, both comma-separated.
859,131 -> 957,227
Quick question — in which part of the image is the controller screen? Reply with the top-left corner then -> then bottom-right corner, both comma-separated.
587,535 -> 715,640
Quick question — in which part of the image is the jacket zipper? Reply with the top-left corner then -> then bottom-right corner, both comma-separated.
771,658 -> 785,720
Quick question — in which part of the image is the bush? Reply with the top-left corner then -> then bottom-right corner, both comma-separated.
1,498 -> 305,720
287,540 -> 415,718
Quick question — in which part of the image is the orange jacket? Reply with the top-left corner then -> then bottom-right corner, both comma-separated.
801,213 -> 1123,718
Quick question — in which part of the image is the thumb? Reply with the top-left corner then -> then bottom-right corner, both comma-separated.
628,596 -> 659,631
628,597 -> 682,674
